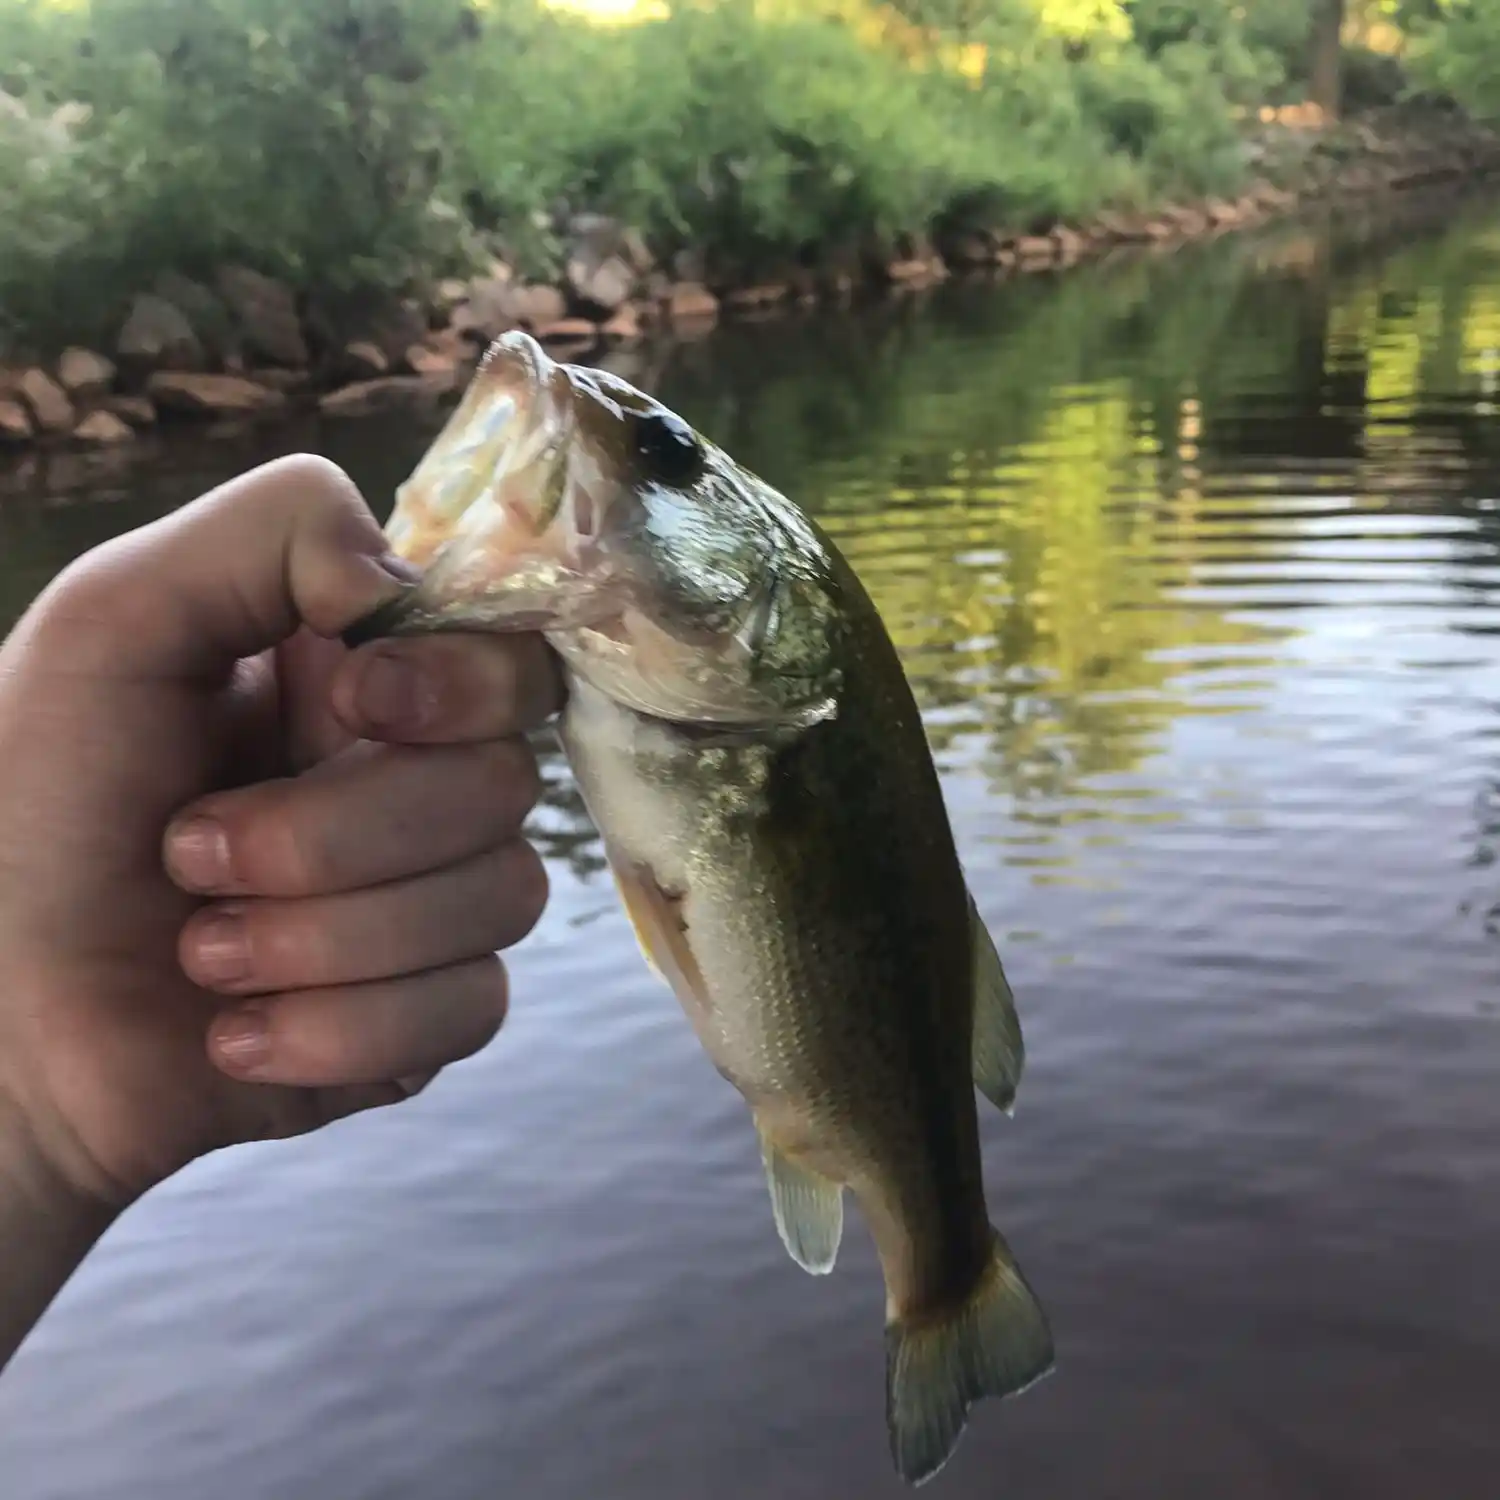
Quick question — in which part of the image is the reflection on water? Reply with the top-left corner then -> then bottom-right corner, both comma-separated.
3,198 -> 1500,1499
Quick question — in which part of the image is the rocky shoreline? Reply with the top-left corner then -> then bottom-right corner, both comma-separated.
2,105 -> 1498,460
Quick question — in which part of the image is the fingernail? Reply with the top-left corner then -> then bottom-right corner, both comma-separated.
194,909 -> 251,987
212,1007 -> 269,1074
168,817 -> 232,892
375,552 -> 422,585
355,647 -> 436,732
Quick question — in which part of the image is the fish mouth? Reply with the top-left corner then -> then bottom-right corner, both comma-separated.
343,330 -> 587,649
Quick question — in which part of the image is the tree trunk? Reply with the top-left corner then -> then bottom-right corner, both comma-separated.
1309,0 -> 1346,121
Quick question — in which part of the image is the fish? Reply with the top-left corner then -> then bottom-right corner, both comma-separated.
344,329 -> 1054,1484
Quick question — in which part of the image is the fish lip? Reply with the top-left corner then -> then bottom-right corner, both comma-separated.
341,589 -> 424,650
341,332 -> 574,648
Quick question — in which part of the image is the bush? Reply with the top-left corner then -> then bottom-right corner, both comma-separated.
0,0 -> 1321,345
1,0 -> 495,343
1407,2 -> 1500,118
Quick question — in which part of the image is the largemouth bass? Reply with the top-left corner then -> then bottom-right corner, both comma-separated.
345,330 -> 1054,1483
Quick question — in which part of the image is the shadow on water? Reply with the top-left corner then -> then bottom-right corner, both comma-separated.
3,194 -> 1500,1499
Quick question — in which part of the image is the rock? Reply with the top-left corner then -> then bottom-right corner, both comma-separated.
600,304 -> 642,342
671,247 -> 707,284
620,227 -> 654,274
639,268 -> 671,302
342,341 -> 389,379
101,395 -> 157,428
147,372 -> 287,417
72,409 -> 133,446
1165,206 -> 1210,235
537,318 -> 599,347
319,373 -> 455,418
250,368 -> 311,393
1254,184 -> 1296,209
1092,211 -> 1159,243
309,293 -> 428,366
1014,236 -> 1057,263
943,232 -> 995,267
451,278 -> 516,342
567,252 -> 635,315
887,258 -> 941,284
153,273 -> 239,366
214,265 -> 308,367
18,369 -> 75,434
118,293 -> 204,374
725,283 -> 788,311
510,284 -> 568,330
564,216 -> 643,315
422,326 -> 471,360
405,342 -> 461,377
451,278 -> 565,341
433,278 -> 471,319
0,399 -> 32,444
56,348 -> 117,400
667,283 -> 718,323
1051,226 -> 1088,263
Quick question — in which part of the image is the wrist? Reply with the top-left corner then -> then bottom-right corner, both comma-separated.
0,1086 -> 119,1373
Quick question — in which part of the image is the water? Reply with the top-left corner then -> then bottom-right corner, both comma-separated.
3,197 -> 1500,1499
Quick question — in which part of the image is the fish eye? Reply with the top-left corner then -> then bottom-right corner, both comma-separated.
633,411 -> 704,488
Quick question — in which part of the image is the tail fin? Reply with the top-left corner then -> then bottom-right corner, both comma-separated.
885,1230 -> 1054,1486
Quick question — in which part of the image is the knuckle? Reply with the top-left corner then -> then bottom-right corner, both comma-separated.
468,954 -> 511,1033
515,637 -> 565,723
499,839 -> 550,940
268,453 -> 363,513
484,737 -> 542,823
260,905 -> 330,985
240,790 -> 323,896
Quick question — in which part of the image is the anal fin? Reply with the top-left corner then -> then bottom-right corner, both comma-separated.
969,892 -> 1025,1116
757,1123 -> 843,1276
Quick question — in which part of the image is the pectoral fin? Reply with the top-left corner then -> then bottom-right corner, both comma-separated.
608,855 -> 709,1020
757,1122 -> 844,1276
969,893 -> 1025,1115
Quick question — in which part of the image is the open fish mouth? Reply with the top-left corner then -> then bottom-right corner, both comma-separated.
344,330 -> 588,648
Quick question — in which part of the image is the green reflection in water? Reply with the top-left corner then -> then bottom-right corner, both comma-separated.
3,200 -> 1500,885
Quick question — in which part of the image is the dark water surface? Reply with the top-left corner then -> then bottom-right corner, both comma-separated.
3,200 -> 1500,1500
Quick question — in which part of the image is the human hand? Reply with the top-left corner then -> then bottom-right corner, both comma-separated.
0,455 -> 559,1222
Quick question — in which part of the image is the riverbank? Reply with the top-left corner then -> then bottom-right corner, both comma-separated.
1,103 -> 1497,460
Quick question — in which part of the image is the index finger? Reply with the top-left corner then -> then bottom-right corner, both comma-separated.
330,633 -> 564,745
22,454 -> 413,682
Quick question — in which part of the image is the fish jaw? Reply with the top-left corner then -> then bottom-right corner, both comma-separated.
345,330 -> 621,647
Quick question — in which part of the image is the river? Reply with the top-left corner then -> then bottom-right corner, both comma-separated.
1,197 -> 1499,1500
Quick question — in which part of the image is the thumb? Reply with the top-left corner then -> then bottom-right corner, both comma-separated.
23,455 -> 416,681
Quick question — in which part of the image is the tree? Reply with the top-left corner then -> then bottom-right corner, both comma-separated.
1309,0 -> 1346,118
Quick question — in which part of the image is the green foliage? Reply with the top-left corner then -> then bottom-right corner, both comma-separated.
555,3 -> 1139,258
1127,0 -> 1307,100
1407,2 -> 1500,117
10,0 -> 1481,346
